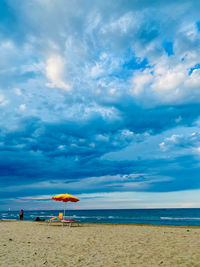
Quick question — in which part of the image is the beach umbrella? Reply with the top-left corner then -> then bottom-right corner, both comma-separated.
52,194 -> 80,217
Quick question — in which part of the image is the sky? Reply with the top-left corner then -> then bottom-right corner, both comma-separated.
1,0 -> 200,210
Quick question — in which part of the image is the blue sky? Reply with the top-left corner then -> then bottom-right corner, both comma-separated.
1,0 -> 200,210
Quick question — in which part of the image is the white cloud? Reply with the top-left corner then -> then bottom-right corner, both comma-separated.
45,55 -> 71,91
131,53 -> 200,105
166,134 -> 181,143
58,145 -> 65,150
0,92 -> 9,107
90,62 -> 104,78
195,147 -> 200,154
14,88 -> 22,96
0,41 -> 15,51
102,12 -> 136,34
87,52 -> 121,80
159,134 -> 182,151
128,15 -> 200,106
160,132 -> 200,155
180,23 -> 198,41
152,65 -> 185,92
19,104 -> 26,111
159,141 -> 167,152
131,69 -> 153,95
19,195 -> 52,200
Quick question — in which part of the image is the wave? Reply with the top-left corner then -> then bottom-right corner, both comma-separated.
71,215 -> 162,221
30,215 -> 55,218
160,217 -> 200,221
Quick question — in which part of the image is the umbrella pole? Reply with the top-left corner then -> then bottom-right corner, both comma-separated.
64,202 -> 66,218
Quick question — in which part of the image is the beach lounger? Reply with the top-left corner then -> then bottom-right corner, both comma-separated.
47,213 -> 79,227
47,213 -> 63,225
61,218 -> 80,227
48,216 -> 58,222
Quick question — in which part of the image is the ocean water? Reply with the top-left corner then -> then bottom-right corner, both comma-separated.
1,209 -> 200,226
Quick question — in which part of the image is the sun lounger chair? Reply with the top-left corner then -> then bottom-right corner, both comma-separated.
48,216 -> 58,222
47,213 -> 63,225
47,213 -> 79,226
61,218 -> 80,227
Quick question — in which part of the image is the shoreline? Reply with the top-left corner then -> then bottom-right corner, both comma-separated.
1,219 -> 200,228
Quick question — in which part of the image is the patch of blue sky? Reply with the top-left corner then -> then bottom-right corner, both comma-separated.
196,21 -> 200,32
122,48 -> 149,69
105,68 -> 133,80
162,41 -> 174,56
0,1 -> 19,40
139,26 -> 159,44
189,63 -> 200,75
0,1 -> 15,25
123,57 -> 149,70
106,54 -> 149,80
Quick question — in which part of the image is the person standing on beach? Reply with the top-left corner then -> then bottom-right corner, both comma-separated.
19,209 -> 24,220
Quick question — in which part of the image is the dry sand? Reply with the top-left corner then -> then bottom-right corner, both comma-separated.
0,221 -> 200,267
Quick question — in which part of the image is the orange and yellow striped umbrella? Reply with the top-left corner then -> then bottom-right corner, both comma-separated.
52,194 -> 80,203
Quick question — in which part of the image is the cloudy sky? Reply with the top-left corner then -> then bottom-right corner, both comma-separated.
1,0 -> 200,210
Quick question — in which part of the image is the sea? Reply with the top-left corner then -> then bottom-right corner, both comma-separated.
1,208 -> 200,226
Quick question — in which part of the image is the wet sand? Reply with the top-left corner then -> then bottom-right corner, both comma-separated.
0,221 -> 200,266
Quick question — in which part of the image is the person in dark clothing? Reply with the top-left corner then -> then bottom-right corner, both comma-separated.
35,216 -> 45,221
19,209 -> 24,220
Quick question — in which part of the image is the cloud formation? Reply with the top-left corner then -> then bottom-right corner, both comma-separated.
45,55 -> 71,91
1,0 -> 200,209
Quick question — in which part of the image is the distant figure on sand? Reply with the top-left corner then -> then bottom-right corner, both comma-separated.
19,209 -> 24,220
35,216 -> 45,221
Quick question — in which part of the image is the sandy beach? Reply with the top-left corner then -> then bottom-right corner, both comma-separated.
0,221 -> 200,267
